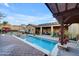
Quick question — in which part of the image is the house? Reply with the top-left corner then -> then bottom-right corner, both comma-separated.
26,23 -> 68,35
26,24 -> 38,34
0,23 -> 26,32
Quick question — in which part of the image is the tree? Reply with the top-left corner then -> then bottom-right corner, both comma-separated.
2,21 -> 8,25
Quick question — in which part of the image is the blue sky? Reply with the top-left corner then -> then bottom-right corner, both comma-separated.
0,3 -> 57,25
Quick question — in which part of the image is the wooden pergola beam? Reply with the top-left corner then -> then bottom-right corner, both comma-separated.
53,8 -> 79,24
55,3 -> 60,13
75,3 -> 79,8
64,12 -> 79,23
54,8 -> 79,16
65,3 -> 68,11
45,3 -> 54,15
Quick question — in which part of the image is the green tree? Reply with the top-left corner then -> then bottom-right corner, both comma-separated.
2,21 -> 8,25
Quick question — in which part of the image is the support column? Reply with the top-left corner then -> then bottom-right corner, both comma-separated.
60,20 -> 64,45
51,25 -> 53,35
40,26 -> 42,35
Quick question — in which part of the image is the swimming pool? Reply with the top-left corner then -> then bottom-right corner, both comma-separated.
14,35 -> 58,55
24,35 -> 57,51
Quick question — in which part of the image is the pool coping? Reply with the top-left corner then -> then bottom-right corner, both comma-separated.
13,35 -> 58,56
28,34 -> 58,43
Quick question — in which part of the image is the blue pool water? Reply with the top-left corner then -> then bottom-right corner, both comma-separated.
22,35 -> 57,51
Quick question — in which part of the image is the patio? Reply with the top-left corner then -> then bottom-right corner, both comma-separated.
0,3 -> 79,56
46,3 -> 79,42
0,34 -> 79,56
0,35 -> 45,56
45,4 -> 79,55
57,40 -> 79,56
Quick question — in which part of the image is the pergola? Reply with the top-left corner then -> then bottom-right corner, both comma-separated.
45,3 -> 79,44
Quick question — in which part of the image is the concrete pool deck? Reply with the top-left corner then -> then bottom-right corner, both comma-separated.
35,35 -> 59,41
36,35 -> 79,56
0,34 -> 45,56
27,34 -> 79,56
0,34 -> 79,56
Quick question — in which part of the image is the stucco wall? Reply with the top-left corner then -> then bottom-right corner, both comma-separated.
26,26 -> 35,34
0,24 -> 25,31
68,23 -> 79,38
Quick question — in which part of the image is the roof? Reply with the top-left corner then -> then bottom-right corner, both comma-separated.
38,22 -> 59,27
26,22 -> 59,28
45,3 -> 79,24
27,24 -> 38,27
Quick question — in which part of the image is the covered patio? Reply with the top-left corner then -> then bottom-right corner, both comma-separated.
45,3 -> 79,44
45,3 -> 79,56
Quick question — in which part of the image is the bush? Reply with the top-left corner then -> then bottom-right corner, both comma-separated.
70,37 -> 76,41
51,32 -> 58,37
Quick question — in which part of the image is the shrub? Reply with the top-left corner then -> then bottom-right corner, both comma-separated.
51,32 -> 58,37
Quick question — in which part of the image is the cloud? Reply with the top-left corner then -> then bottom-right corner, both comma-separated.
14,14 -> 52,23
7,16 -> 14,19
3,13 -> 57,25
0,3 -> 57,25
4,3 -> 10,7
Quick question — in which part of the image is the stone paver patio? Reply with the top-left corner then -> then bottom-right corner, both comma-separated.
0,35 -> 45,56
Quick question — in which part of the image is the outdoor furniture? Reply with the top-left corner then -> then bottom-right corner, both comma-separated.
58,43 -> 69,51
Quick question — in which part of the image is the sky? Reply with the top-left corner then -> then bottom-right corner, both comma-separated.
0,3 -> 57,25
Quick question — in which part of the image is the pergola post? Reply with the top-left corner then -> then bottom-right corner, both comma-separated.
40,26 -> 42,35
60,19 -> 64,45
51,25 -> 53,35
